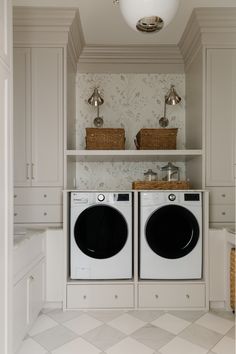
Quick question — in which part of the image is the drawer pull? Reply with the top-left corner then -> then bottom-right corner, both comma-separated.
221,194 -> 226,198
83,295 -> 87,300
114,295 -> 118,299
14,194 -> 17,198
14,213 -> 18,216
44,212 -> 48,216
222,212 -> 226,216
155,294 -> 159,299
26,163 -> 30,180
186,294 -> 190,299
44,194 -> 47,198
29,275 -> 34,281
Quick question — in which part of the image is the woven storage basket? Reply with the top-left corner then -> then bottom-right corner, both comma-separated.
86,128 -> 125,150
230,248 -> 235,311
132,181 -> 190,190
135,128 -> 177,150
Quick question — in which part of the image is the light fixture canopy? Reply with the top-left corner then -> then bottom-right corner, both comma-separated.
118,0 -> 179,33
88,88 -> 104,128
159,85 -> 181,128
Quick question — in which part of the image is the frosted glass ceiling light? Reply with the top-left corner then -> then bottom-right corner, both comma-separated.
117,0 -> 179,33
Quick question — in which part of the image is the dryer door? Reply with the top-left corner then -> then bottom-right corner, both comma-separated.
145,205 -> 199,259
74,205 -> 128,259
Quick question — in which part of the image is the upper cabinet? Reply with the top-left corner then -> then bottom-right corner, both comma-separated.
14,47 -> 63,187
206,49 -> 236,187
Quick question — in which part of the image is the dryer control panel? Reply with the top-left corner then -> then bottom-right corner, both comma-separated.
71,192 -> 131,207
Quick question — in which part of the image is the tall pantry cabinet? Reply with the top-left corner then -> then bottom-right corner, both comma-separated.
13,7 -> 83,224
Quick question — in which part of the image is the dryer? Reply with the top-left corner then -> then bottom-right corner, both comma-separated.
70,192 -> 132,280
140,191 -> 202,279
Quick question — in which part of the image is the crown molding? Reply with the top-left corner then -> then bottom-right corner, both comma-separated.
13,6 -> 85,54
179,7 -> 236,70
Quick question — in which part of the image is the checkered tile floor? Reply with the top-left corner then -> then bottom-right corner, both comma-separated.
17,308 -> 235,354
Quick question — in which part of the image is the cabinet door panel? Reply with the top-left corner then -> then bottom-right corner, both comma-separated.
206,49 -> 236,186
28,260 -> 45,324
13,48 -> 31,186
31,48 -> 63,187
13,278 -> 28,353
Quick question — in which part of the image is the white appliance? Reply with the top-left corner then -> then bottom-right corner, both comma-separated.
140,191 -> 202,279
70,192 -> 132,280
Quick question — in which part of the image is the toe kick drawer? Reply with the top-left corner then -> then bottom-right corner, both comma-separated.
67,284 -> 134,309
139,284 -> 206,308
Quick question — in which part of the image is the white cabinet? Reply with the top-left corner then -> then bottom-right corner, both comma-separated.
0,0 -> 11,66
206,49 -> 236,187
13,47 -> 63,187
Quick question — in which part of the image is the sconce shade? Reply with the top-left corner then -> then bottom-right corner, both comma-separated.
119,0 -> 179,33
165,85 -> 181,106
88,88 -> 104,107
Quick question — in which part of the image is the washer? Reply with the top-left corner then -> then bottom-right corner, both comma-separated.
140,191 -> 202,279
70,192 -> 132,280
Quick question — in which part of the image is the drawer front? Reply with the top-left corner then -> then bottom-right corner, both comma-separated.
14,205 -> 62,223
210,204 -> 235,223
67,284 -> 134,309
14,188 -> 62,205
208,187 -> 235,204
14,233 -> 45,278
138,284 -> 205,308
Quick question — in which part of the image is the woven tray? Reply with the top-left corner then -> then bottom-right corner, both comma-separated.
230,248 -> 235,311
132,181 -> 190,190
86,128 -> 125,150
135,128 -> 177,150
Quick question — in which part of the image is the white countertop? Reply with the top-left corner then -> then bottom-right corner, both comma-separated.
14,228 -> 45,248
225,227 -> 236,246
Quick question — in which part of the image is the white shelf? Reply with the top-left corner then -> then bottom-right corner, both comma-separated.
66,149 -> 203,162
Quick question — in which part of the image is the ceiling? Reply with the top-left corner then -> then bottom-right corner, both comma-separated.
12,0 -> 236,45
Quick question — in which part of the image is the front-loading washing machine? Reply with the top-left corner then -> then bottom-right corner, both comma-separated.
70,192 -> 132,280
140,191 -> 202,279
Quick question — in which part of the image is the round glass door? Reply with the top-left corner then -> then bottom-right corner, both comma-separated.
74,205 -> 128,259
145,205 -> 199,259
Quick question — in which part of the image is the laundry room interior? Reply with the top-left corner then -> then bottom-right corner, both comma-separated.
1,0 -> 236,354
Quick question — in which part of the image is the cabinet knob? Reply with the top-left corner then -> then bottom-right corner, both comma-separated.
14,194 -> 17,198
14,213 -> 17,216
29,275 -> 34,281
114,294 -> 118,299
83,295 -> 87,300
222,212 -> 226,216
221,194 -> 226,198
44,194 -> 47,198
44,212 -> 47,216
155,294 -> 159,299
186,294 -> 190,299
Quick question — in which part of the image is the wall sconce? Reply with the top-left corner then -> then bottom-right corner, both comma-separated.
88,88 -> 104,127
159,85 -> 181,128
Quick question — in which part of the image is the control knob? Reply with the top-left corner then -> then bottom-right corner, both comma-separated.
97,194 -> 105,202
168,194 -> 176,201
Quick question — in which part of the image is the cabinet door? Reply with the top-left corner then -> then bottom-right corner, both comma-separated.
28,260 -> 45,325
31,48 -> 63,187
13,48 -> 31,186
206,49 -> 236,186
0,0 -> 11,65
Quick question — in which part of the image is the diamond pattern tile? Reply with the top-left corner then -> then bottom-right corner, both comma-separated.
17,309 -> 236,354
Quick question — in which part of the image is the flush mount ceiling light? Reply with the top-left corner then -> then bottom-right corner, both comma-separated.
114,0 -> 179,33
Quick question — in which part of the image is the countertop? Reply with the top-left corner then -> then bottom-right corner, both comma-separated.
14,228 -> 45,248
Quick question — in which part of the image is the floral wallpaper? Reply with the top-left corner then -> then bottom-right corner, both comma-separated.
75,73 -> 186,190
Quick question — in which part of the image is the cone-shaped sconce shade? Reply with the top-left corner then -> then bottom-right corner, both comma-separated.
165,85 -> 181,105
88,88 -> 104,107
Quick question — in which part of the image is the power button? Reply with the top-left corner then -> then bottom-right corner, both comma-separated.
97,194 -> 105,202
168,194 -> 176,202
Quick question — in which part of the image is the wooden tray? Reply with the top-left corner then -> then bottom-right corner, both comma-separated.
132,180 -> 190,190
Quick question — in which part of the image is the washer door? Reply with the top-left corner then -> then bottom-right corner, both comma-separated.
74,205 -> 128,259
145,205 -> 199,259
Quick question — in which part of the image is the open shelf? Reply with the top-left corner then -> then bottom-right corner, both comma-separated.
66,149 -> 203,162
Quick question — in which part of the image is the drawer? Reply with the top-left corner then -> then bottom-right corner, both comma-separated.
208,187 -> 235,204
67,284 -> 134,309
138,283 -> 205,308
14,205 -> 62,223
210,204 -> 235,223
14,232 -> 45,279
14,188 -> 62,205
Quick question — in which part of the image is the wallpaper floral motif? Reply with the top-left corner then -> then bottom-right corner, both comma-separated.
75,73 -> 186,190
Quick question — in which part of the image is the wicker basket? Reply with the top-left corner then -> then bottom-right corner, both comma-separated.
135,128 -> 177,150
86,128 -> 125,150
132,180 -> 190,190
230,248 -> 235,311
